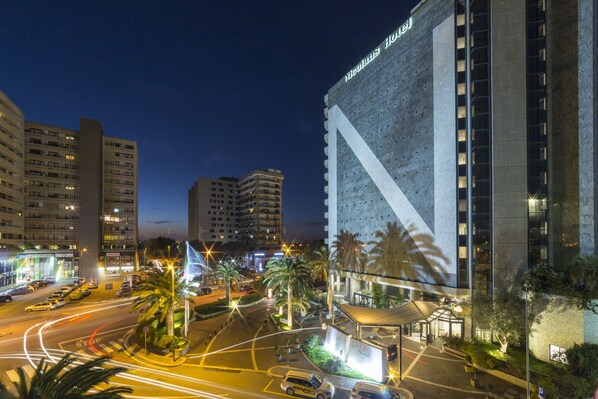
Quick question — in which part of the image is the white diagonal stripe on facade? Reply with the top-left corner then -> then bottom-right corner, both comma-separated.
328,105 -> 455,273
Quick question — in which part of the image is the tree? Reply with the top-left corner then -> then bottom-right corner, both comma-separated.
307,245 -> 336,317
562,256 -> 598,314
332,230 -> 366,273
265,256 -> 312,328
472,290 -> 526,354
371,283 -> 388,308
566,343 -> 598,391
131,263 -> 188,337
212,260 -> 243,307
369,222 -> 449,283
0,353 -> 131,398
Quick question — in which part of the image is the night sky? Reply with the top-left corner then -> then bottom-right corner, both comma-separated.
1,0 -> 419,242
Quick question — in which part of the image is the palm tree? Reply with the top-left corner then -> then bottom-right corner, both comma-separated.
332,230 -> 366,273
212,259 -> 243,307
265,256 -> 312,328
308,245 -> 336,317
0,353 -> 131,398
274,289 -> 311,318
131,262 -> 188,337
368,222 -> 449,284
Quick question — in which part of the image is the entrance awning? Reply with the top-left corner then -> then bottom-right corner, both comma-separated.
337,301 -> 440,328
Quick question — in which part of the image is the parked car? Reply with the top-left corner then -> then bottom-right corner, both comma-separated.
25,301 -> 57,312
48,293 -> 67,302
59,286 -> 73,294
0,294 -> 13,303
70,289 -> 90,300
196,287 -> 212,296
280,370 -> 335,399
87,281 -> 98,289
52,290 -> 69,298
350,382 -> 401,399
9,286 -> 32,295
48,298 -> 66,307
31,279 -> 48,288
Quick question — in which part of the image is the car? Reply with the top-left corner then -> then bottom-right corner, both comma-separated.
9,286 -> 32,295
52,290 -> 69,298
280,370 -> 335,399
31,279 -> 48,288
240,285 -> 253,292
25,302 -> 56,312
87,281 -> 98,289
196,287 -> 212,296
48,298 -> 66,307
59,286 -> 73,294
0,294 -> 13,303
350,381 -> 401,399
48,293 -> 66,302
69,290 -> 85,300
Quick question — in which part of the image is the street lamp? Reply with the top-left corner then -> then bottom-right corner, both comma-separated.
80,248 -> 87,280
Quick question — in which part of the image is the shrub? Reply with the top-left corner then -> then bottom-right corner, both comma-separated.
153,335 -> 175,350
194,300 -> 227,316
444,335 -> 466,351
322,357 -> 342,373
470,349 -> 496,370
305,334 -> 322,349
566,343 -> 598,387
238,292 -> 262,305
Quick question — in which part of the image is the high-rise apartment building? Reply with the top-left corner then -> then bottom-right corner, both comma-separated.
0,89 -> 138,285
188,177 -> 239,243
188,169 -> 283,251
324,0 -> 596,349
238,169 -> 283,251
0,91 -> 24,286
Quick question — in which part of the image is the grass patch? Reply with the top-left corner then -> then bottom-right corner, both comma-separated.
194,300 -> 228,316
271,313 -> 301,331
303,338 -> 372,380
238,292 -> 263,305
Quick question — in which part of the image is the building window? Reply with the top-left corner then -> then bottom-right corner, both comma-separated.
456,14 -> 465,26
458,176 -> 467,188
458,247 -> 467,259
458,83 -> 466,96
459,223 -> 467,235
458,130 -> 466,142
457,37 -> 466,49
458,107 -> 467,119
66,154 -> 76,160
458,153 -> 467,165
457,60 -> 466,72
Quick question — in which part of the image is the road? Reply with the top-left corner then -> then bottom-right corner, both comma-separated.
0,281 -> 354,398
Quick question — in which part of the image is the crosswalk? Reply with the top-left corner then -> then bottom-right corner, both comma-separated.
2,339 -> 126,384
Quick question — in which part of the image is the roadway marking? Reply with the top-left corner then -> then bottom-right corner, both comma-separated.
399,344 -> 426,383
99,343 -> 115,353
251,325 -> 263,370
263,378 -> 293,398
405,375 -> 487,395
5,365 -> 35,383
58,324 -> 136,345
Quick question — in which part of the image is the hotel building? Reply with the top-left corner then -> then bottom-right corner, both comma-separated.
324,0 -> 596,352
0,90 -> 138,285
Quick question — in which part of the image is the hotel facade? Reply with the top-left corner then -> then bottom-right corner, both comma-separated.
0,90 -> 138,285
324,0 -> 596,353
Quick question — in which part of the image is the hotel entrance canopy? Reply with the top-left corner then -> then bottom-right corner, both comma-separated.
337,301 -> 441,328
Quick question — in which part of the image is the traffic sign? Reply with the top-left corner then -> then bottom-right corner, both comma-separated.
142,326 -> 149,333
538,386 -> 545,399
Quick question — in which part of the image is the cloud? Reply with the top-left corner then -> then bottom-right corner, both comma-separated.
151,220 -> 182,225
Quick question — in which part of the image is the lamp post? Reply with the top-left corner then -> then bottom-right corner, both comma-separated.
168,264 -> 176,360
80,248 -> 87,280
204,249 -> 211,286
524,282 -> 531,399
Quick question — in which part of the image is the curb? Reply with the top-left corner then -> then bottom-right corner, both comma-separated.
123,329 -> 187,367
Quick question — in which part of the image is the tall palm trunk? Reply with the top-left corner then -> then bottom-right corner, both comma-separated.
167,306 -> 174,337
225,282 -> 231,307
287,282 -> 293,328
328,272 -> 334,318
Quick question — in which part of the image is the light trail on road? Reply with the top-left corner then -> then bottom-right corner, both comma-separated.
21,304 -> 282,399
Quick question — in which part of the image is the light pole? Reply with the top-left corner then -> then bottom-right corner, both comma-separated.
80,248 -> 87,280
168,264 -> 176,360
204,249 -> 211,286
524,282 -> 531,399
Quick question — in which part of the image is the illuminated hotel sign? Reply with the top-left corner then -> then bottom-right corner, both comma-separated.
344,17 -> 413,82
